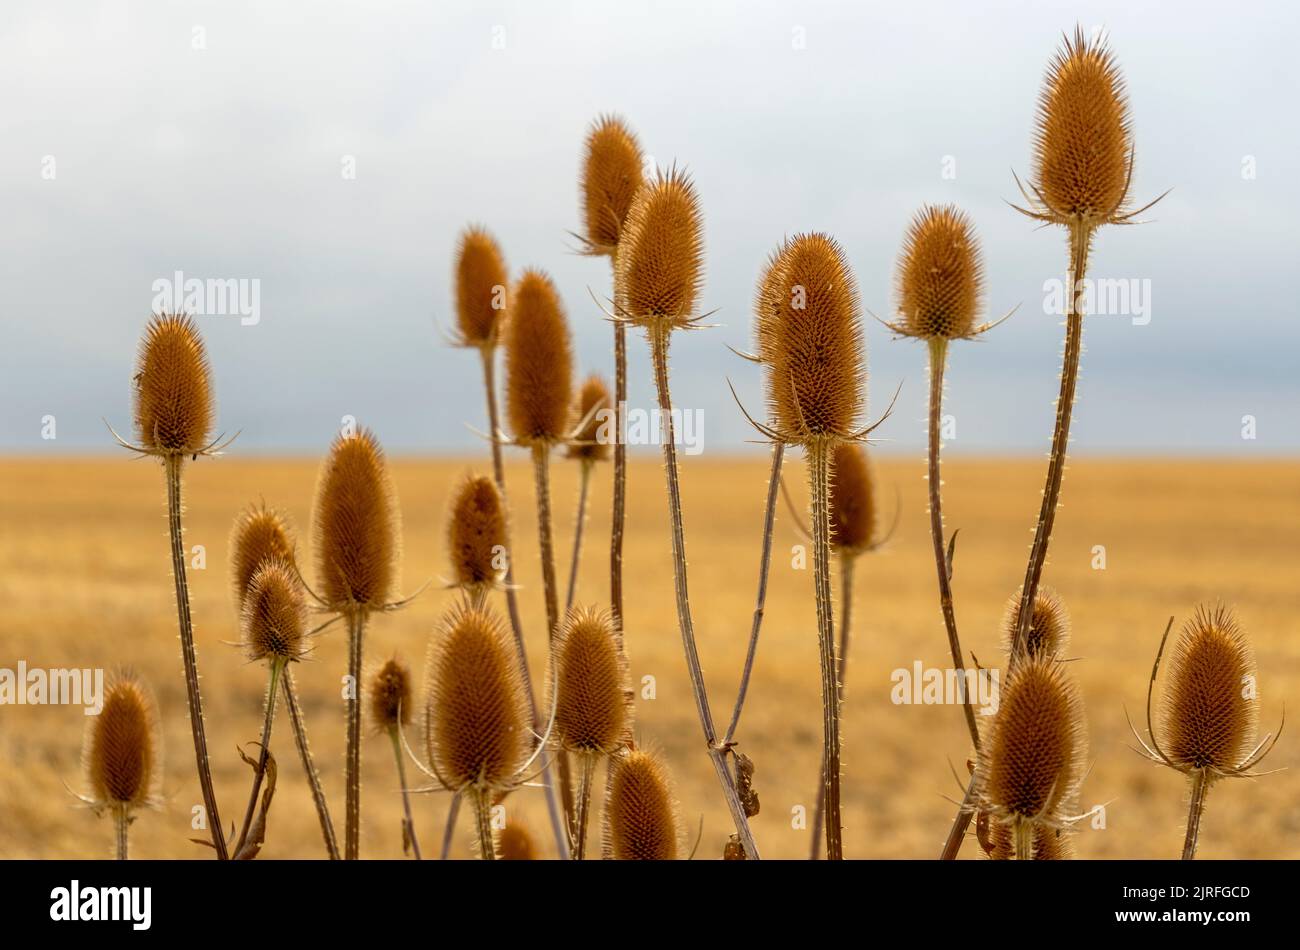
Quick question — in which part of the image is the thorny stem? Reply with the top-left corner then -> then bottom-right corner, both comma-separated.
940,782 -> 977,860
163,455 -> 228,859
811,551 -> 856,859
235,657 -> 283,854
610,253 -> 627,635
808,441 -> 844,860
564,460 -> 593,613
282,668 -> 339,859
572,751 -> 597,860
114,805 -> 129,861
472,788 -> 496,860
1182,769 -> 1209,860
345,610 -> 366,859
440,793 -> 461,860
388,728 -> 422,859
1014,819 -> 1033,861
648,324 -> 761,859
477,345 -> 569,859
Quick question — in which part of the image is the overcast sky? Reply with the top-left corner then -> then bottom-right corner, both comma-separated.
2,0 -> 1297,456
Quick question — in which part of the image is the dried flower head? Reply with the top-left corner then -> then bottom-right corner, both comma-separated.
566,374 -> 613,462
553,605 -> 632,754
614,166 -> 705,333
369,657 -> 413,731
893,205 -> 985,341
497,821 -> 539,860
446,474 -> 508,593
242,558 -> 309,663
229,503 -> 295,610
132,313 -> 215,455
604,748 -> 680,860
454,226 -> 508,348
580,115 -> 644,255
83,671 -> 162,812
829,442 -> 878,554
1001,585 -> 1071,659
504,269 -> 575,445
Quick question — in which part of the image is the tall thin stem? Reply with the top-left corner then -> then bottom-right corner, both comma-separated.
564,460 -> 593,612
440,793 -> 461,860
811,551 -> 856,859
807,441 -> 843,860
235,657 -> 283,854
1014,819 -> 1033,861
163,454 -> 227,859
282,668 -> 339,859
114,805 -> 129,861
610,254 -> 627,634
472,788 -> 496,860
388,728 -> 422,859
344,610 -> 365,859
572,751 -> 597,860
1182,770 -> 1209,860
647,324 -> 761,858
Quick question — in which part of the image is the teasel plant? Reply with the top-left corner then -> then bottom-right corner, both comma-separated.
1128,605 -> 1283,859
564,375 -> 613,612
604,746 -> 682,860
108,313 -> 235,858
76,671 -> 163,860
573,114 -> 644,636
369,657 -> 421,859
610,164 -> 760,857
229,503 -> 338,859
551,604 -> 633,858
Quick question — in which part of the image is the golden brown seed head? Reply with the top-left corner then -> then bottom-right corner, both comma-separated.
242,558 -> 308,663
604,748 -> 680,860
229,504 -> 295,610
553,606 -> 632,754
1158,604 -> 1257,773
1001,585 -> 1071,658
763,233 -> 864,442
311,427 -> 401,612
580,115 -> 643,255
614,166 -> 704,332
446,474 -> 508,592
566,374 -> 613,462
504,269 -> 574,445
752,243 -> 793,365
1032,27 -> 1133,225
829,442 -> 878,554
454,226 -> 508,347
83,672 -> 161,811
497,821 -> 538,860
132,313 -> 215,454
977,655 -> 1087,823
425,604 -> 532,791
894,204 -> 984,340
369,657 -> 413,731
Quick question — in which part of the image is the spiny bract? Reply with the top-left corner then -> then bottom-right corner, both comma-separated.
133,313 -> 215,455
504,269 -> 574,444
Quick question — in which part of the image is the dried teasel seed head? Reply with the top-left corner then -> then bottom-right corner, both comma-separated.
504,269 -> 575,445
454,226 -> 509,348
829,442 -> 878,554
1157,604 -> 1258,773
497,821 -> 539,860
553,605 -> 632,754
580,114 -> 644,255
977,654 -> 1087,826
752,242 -> 794,366
763,233 -> 864,443
311,426 -> 401,613
229,503 -> 295,610
83,671 -> 162,812
446,474 -> 508,593
987,821 -> 1074,860
1001,585 -> 1071,659
132,313 -> 215,455
614,166 -> 704,333
242,558 -> 308,663
604,748 -> 680,860
425,603 -> 533,791
566,374 -> 613,462
894,204 -> 985,340
369,657 -> 413,731
1032,27 -> 1133,226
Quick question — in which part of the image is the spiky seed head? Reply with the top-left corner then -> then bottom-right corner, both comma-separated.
1001,585 -> 1071,658
1158,604 -> 1258,773
454,226 -> 508,348
242,559 -> 308,663
425,604 -> 532,792
1032,27 -> 1133,226
829,442 -> 878,554
311,427 -> 401,613
504,269 -> 574,445
580,115 -> 643,255
229,504 -> 295,610
446,474 -> 508,592
977,654 -> 1087,825
566,374 -> 613,462
132,313 -> 215,455
497,821 -> 539,860
614,166 -> 704,332
369,657 -> 413,731
763,233 -> 864,443
987,821 -> 1074,860
553,605 -> 632,754
604,748 -> 680,860
894,204 -> 984,340
83,671 -> 161,812
752,243 -> 793,365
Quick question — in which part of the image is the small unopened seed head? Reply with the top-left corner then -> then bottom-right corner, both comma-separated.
894,205 -> 984,340
425,604 -> 533,791
83,672 -> 162,812
614,166 -> 704,333
369,657 -> 413,731
311,426 -> 401,613
133,313 -> 215,455
446,474 -> 508,593
497,821 -> 539,860
580,115 -> 644,255
242,559 -> 308,663
604,748 -> 680,860
566,375 -> 613,462
454,226 -> 508,348
229,504 -> 295,610
553,605 -> 632,754
1001,585 -> 1071,658
1157,604 -> 1258,773
504,269 -> 574,445
829,442 -> 878,554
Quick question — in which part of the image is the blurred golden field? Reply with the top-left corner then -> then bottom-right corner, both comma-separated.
0,454 -> 1296,859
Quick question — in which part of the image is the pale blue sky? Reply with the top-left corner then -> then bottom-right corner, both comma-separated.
2,0 -> 1297,455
